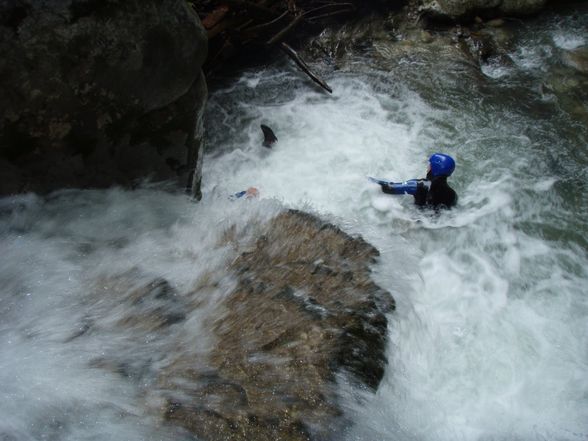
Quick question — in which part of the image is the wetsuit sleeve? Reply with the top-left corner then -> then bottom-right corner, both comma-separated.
229,190 -> 247,200
380,179 -> 421,195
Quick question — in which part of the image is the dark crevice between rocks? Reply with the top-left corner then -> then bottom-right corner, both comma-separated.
192,0 -> 407,87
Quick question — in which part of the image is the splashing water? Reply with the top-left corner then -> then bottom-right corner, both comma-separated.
1,6 -> 588,441
203,9 -> 588,441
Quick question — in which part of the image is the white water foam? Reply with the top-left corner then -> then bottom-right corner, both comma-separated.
553,33 -> 586,50
2,15 -> 588,440
0,188 -> 285,440
203,66 -> 588,440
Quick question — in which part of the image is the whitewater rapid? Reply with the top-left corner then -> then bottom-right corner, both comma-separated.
202,75 -> 587,440
201,9 -> 588,439
1,6 -> 587,441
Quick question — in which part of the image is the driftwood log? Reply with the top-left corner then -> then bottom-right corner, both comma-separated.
190,0 -> 357,92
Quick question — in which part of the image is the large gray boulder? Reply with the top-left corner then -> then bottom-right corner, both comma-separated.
0,0 -> 208,196
417,0 -> 548,20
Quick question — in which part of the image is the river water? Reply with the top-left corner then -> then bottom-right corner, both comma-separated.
1,5 -> 587,441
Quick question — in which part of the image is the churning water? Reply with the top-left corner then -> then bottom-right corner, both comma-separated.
2,5 -> 588,441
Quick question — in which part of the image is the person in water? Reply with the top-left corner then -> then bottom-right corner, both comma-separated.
372,153 -> 457,209
230,187 -> 259,200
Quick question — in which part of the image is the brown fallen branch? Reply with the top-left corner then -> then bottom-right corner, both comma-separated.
280,42 -> 333,93
195,0 -> 346,86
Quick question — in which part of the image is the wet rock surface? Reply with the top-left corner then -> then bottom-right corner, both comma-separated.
307,1 -> 587,126
161,210 -> 394,441
416,0 -> 548,21
0,0 -> 207,196
81,210 -> 394,441
562,46 -> 588,74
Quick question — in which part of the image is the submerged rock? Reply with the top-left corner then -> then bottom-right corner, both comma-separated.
0,0 -> 207,196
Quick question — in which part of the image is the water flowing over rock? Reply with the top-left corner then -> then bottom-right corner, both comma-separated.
0,0 -> 207,197
161,210 -> 394,441
417,0 -> 548,21
85,209 -> 394,441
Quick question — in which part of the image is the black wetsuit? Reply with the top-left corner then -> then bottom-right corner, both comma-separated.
415,176 -> 457,209
380,172 -> 457,209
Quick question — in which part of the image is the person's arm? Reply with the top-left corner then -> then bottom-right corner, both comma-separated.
380,179 -> 423,195
229,187 -> 259,200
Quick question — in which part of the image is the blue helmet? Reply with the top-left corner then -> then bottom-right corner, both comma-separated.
429,153 -> 455,177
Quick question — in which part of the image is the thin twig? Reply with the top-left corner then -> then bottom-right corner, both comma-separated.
306,7 -> 354,22
280,42 -> 333,93
302,2 -> 353,16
